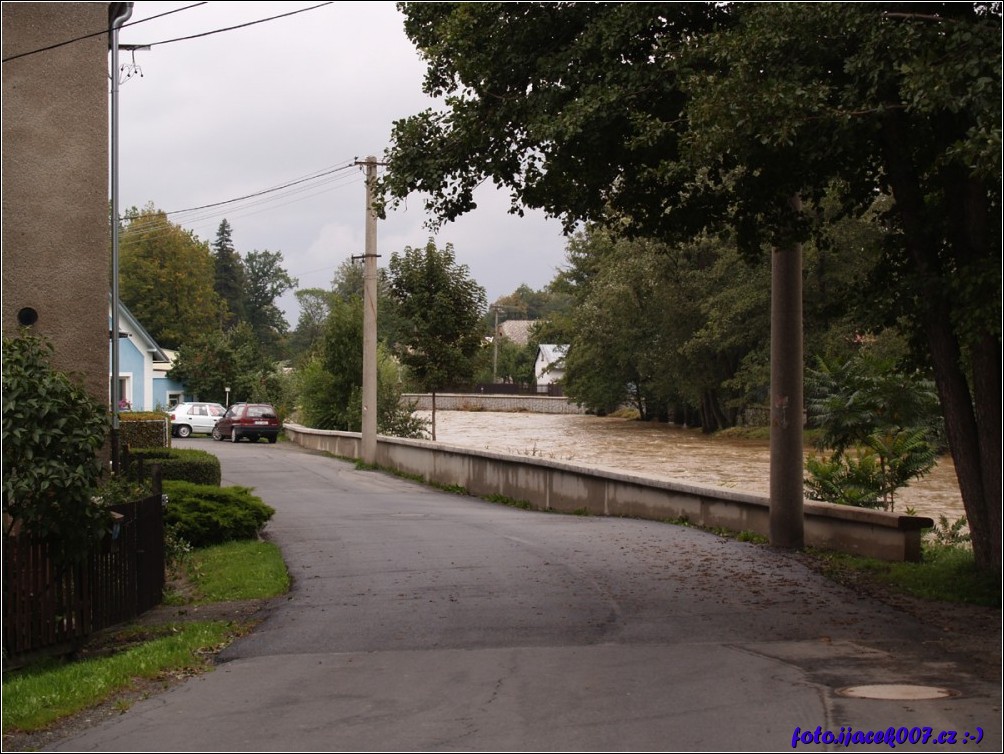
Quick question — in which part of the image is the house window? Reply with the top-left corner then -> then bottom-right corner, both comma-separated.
167,392 -> 183,407
111,375 -> 132,410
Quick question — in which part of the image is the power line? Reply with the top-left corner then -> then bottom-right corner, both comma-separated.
2,2 -> 335,63
143,2 -> 335,48
162,161 -> 357,215
1,3 -> 207,63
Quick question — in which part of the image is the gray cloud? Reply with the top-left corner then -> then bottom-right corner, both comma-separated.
119,1 -> 569,321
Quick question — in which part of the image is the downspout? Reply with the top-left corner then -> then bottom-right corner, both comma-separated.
109,2 -> 133,473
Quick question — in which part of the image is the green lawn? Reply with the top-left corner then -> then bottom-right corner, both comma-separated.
3,539 -> 289,735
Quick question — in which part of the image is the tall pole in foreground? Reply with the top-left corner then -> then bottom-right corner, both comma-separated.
769,194 -> 805,549
109,2 -> 134,474
360,156 -> 379,465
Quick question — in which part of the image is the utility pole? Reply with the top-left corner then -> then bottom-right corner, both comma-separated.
490,305 -> 505,384
109,2 -> 134,473
358,156 -> 380,465
769,194 -> 805,549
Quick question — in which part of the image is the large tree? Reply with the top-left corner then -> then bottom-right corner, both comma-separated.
387,239 -> 487,440
381,2 -> 1001,570
243,249 -> 298,357
119,204 -> 221,348
212,219 -> 247,328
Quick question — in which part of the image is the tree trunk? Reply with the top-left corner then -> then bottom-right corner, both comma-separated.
880,111 -> 999,571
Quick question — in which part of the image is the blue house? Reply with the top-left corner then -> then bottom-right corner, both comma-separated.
110,301 -> 191,411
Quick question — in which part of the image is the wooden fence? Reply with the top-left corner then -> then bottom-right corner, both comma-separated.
3,488 -> 165,660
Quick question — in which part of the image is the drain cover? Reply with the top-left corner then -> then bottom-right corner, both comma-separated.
838,684 -> 960,700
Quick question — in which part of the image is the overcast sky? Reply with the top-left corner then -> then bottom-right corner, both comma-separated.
117,1 -> 571,322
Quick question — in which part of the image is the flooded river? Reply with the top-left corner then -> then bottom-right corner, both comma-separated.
418,410 -> 966,524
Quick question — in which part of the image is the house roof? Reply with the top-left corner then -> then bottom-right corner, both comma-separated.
536,344 -> 568,365
110,297 -> 170,363
496,319 -> 537,346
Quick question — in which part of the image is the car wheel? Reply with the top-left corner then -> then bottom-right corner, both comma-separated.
268,435 -> 277,444
231,428 -> 239,443
212,426 -> 222,441
177,425 -> 192,439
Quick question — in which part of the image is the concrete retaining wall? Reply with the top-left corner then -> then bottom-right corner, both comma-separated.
284,423 -> 932,562
401,393 -> 586,414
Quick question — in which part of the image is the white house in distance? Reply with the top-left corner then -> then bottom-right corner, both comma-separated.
109,300 -> 190,411
535,344 -> 568,392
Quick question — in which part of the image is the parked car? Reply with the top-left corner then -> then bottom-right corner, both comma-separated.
169,402 -> 227,438
212,402 -> 281,443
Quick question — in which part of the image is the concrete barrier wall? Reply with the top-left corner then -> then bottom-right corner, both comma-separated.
284,424 -> 932,562
401,393 -> 586,414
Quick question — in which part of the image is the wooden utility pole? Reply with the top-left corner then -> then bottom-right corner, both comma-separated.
769,194 -> 805,549
360,156 -> 379,465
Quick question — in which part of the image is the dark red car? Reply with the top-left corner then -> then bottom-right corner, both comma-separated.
212,403 -> 280,443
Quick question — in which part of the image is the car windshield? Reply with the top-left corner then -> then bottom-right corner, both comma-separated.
247,406 -> 276,419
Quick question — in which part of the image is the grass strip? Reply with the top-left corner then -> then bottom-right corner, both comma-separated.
186,540 -> 289,603
2,621 -> 233,733
807,544 -> 1000,607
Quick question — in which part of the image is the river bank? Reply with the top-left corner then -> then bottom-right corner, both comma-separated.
417,410 -> 966,525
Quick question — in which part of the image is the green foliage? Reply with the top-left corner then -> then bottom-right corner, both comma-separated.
2,332 -> 110,563
298,293 -> 429,438
381,1 -> 1001,570
212,219 -> 248,328
805,450 -> 889,509
388,239 -> 488,392
162,481 -> 274,548
119,204 -> 222,349
805,350 -> 941,510
927,515 -> 971,548
119,412 -> 170,448
243,249 -> 298,356
164,522 -> 193,569
168,322 -> 275,406
128,448 -> 222,486
287,287 -> 336,362
807,351 -> 943,457
555,227 -> 769,427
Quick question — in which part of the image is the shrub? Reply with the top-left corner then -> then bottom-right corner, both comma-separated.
126,448 -> 222,486
163,481 -> 275,548
120,412 -> 170,448
2,331 -> 110,562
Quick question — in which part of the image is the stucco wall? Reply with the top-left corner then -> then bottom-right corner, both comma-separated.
2,3 -> 111,404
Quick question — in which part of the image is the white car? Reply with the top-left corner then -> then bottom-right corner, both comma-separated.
169,402 -> 227,438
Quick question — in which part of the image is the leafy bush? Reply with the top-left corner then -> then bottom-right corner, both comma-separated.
120,412 -> 170,448
2,332 -> 110,562
805,351 -> 941,511
163,481 -> 274,548
126,448 -> 221,486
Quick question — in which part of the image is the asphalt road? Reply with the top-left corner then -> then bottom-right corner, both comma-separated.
51,438 -> 1001,752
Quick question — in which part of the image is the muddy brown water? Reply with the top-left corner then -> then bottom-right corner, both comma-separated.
418,410 -> 966,525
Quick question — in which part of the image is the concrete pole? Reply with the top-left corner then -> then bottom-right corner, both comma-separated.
492,305 -> 500,383
361,156 -> 379,465
109,2 -> 133,474
769,194 -> 805,549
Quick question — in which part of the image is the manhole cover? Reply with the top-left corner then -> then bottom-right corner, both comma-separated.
838,684 -> 960,700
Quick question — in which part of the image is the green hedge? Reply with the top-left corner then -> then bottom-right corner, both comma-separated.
163,481 -> 275,548
126,448 -> 221,486
120,413 -> 170,448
